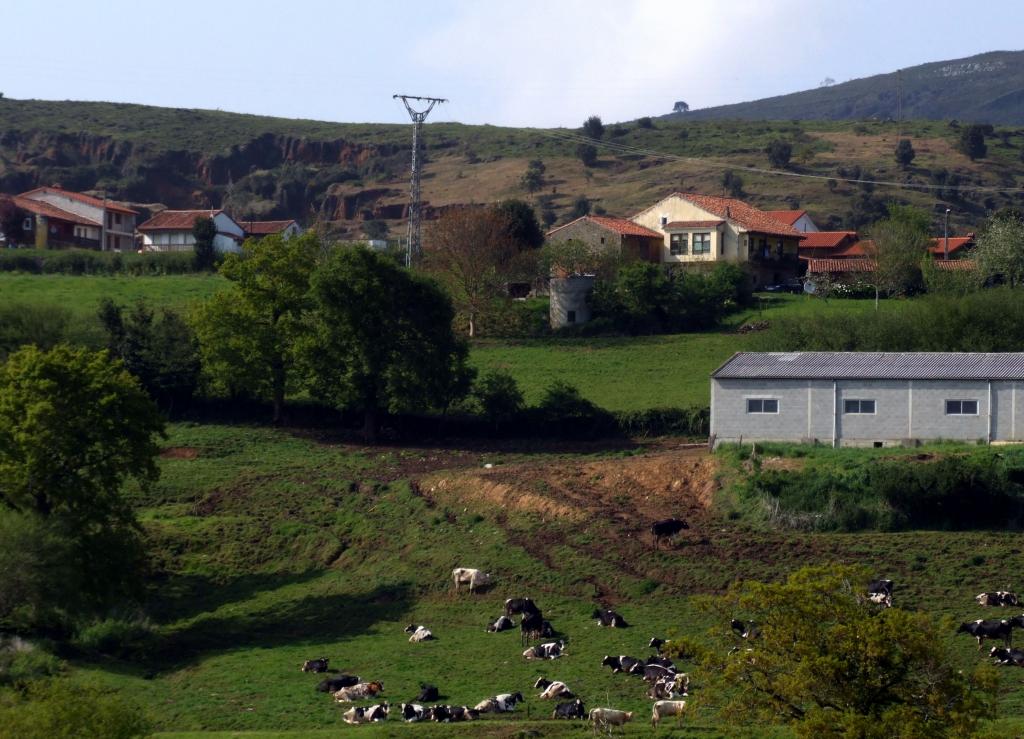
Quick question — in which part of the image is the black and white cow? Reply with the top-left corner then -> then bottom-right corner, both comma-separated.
977,591 -> 1021,607
415,684 -> 439,702
593,608 -> 629,628
642,663 -> 676,683
300,657 -> 329,673
601,655 -> 643,675
524,641 -> 564,660
448,705 -> 480,722
427,705 -> 451,722
651,518 -> 689,548
400,703 -> 425,722
867,579 -> 894,606
474,692 -> 524,713
649,637 -> 668,652
730,619 -> 761,639
342,702 -> 388,724
552,698 -> 586,719
521,610 -> 546,645
404,624 -> 434,642
487,615 -> 515,632
646,655 -> 675,669
957,618 -> 1017,649
316,675 -> 360,692
990,646 -> 1024,666
534,677 -> 574,699
648,672 -> 689,700
505,598 -> 540,618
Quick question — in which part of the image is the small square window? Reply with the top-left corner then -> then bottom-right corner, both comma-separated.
945,399 -> 978,415
844,399 -> 875,414
746,398 -> 778,414
660,216 -> 668,226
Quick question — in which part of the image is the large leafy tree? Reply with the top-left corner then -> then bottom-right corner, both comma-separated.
894,138 -> 916,169
863,204 -> 930,306
494,199 -> 544,250
302,246 -> 473,441
764,139 -> 793,169
192,232 -> 322,421
192,216 -> 217,271
582,115 -> 604,140
976,210 -> 1024,287
690,565 -> 997,739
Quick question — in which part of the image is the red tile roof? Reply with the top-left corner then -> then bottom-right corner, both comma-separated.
932,259 -> 976,271
19,186 -> 138,215
546,215 -> 662,240
805,257 -> 875,273
664,220 -> 725,229
633,193 -> 804,238
928,235 -> 974,257
3,194 -> 101,227
240,219 -> 299,235
798,231 -> 858,250
764,209 -> 807,227
138,210 -> 224,231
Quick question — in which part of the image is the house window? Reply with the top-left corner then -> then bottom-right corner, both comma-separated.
776,240 -> 784,257
567,310 -> 576,324
692,233 -> 711,254
660,216 -> 668,226
746,398 -> 779,414
945,399 -> 979,415
115,213 -> 122,226
600,236 -> 605,244
844,399 -> 876,414
22,217 -> 32,231
670,233 -> 688,255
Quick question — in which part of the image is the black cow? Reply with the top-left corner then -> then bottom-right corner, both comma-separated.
400,703 -> 425,722
300,657 -> 329,673
415,684 -> 439,702
487,615 -> 515,632
601,655 -> 643,674
449,705 -> 479,722
651,518 -> 689,548
593,608 -> 629,628
730,619 -> 760,639
428,705 -> 451,722
646,655 -> 675,669
521,610 -> 546,645
552,698 -> 586,719
957,618 -> 1017,649
991,646 -> 1024,666
316,674 -> 360,692
540,619 -> 556,638
505,598 -> 540,618
649,637 -> 667,652
642,663 -> 676,683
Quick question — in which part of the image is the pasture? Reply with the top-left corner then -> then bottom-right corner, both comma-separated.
51,422 -> 1024,736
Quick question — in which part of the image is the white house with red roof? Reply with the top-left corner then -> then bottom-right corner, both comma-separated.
16,186 -> 138,250
630,193 -> 805,286
137,209 -> 244,253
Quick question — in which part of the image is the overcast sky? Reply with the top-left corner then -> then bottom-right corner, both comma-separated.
2,0 -> 1021,128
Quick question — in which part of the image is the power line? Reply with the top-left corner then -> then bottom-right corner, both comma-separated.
394,94 -> 447,267
535,128 -> 1024,195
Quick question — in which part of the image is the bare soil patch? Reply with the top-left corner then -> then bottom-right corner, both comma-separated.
161,446 -> 199,459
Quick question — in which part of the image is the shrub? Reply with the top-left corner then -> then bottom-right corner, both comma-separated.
614,407 -> 709,438
0,638 -> 63,687
473,371 -> 524,430
74,615 -> 156,659
0,303 -> 71,360
533,381 -> 617,439
0,680 -> 151,739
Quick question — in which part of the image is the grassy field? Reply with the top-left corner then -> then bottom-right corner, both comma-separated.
0,273 -> 225,314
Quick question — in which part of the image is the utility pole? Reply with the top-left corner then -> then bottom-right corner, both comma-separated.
896,69 -> 903,140
394,94 -> 447,267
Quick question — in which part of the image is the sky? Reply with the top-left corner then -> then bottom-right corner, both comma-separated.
2,0 -> 1022,128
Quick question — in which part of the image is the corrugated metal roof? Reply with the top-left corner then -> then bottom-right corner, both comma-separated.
712,352 -> 1024,380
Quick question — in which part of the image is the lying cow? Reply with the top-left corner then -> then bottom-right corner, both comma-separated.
334,680 -> 384,702
730,619 -> 761,639
990,646 -> 1024,666
524,641 -> 564,660
642,663 -> 676,683
651,699 -> 687,727
404,624 -> 434,642
505,597 -> 540,618
552,698 -> 586,719
414,683 -> 439,702
646,655 -> 675,669
977,591 -> 1020,607
300,657 -> 329,673
601,655 -> 643,675
342,702 -> 389,724
474,692 -> 524,713
427,705 -> 451,722
593,608 -> 629,628
957,618 -> 1016,650
590,707 -> 634,729
452,567 -> 492,593
487,615 -> 515,632
651,518 -> 689,548
868,579 -> 894,606
534,677 -> 573,699
400,703 -> 425,722
448,705 -> 479,722
316,674 -> 360,692
648,673 -> 689,700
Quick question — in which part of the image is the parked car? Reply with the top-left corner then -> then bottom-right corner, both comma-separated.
762,278 -> 803,294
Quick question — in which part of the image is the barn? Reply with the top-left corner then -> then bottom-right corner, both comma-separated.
710,352 -> 1024,448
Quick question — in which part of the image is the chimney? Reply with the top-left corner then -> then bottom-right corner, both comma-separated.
725,206 -> 731,219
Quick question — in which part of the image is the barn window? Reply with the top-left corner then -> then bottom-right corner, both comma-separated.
746,398 -> 778,414
670,233 -> 688,255
945,399 -> 979,415
844,399 -> 875,414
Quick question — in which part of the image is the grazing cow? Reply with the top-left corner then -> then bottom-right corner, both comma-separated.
593,608 -> 629,628
535,677 -> 574,699
505,597 -> 540,618
540,619 -> 556,638
452,567 -> 492,593
990,646 -> 1024,666
300,657 -> 329,673
448,705 -> 480,722
957,619 -> 1016,649
521,610 -> 546,645
342,702 -> 389,724
553,698 -> 586,719
651,699 -> 687,727
474,692 -> 524,713
590,707 -> 634,729
316,675 -> 360,693
977,591 -> 1021,607
404,624 -> 434,642
646,655 -> 675,669
523,641 -> 564,660
427,705 -> 451,722
730,619 -> 761,639
487,615 -> 515,632
415,684 -> 439,702
400,703 -> 425,722
642,663 -> 676,683
333,680 -> 384,702
601,655 -> 643,674
649,637 -> 667,652
651,518 -> 689,548
868,579 -> 894,606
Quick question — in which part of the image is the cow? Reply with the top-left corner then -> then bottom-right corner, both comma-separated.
487,615 -> 515,632
524,641 -> 564,660
642,663 -> 676,683
977,591 -> 1021,607
521,610 -> 546,645
452,567 -> 492,593
589,707 -> 634,729
593,608 -> 629,628
649,637 -> 668,652
601,655 -> 643,674
400,703 -> 425,722
651,518 -> 689,548
868,592 -> 893,607
990,646 -> 1024,666
449,705 -> 479,722
540,619 -> 556,638
474,692 -> 524,713
868,579 -> 894,606
333,680 -> 384,702
427,704 -> 451,722
300,657 -> 329,673
505,597 -> 540,618
315,675 -> 360,693
415,684 -> 439,702
648,673 -> 689,700
342,702 -> 389,724
651,699 -> 687,727
957,619 -> 1016,649
534,677 -> 573,699
552,698 -> 586,719
646,655 -> 675,669
730,619 -> 761,639
404,624 -> 434,642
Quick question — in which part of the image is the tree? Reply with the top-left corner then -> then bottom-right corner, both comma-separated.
362,220 -> 388,240
0,197 -> 27,248
473,371 -> 524,431
494,199 -> 544,250
582,115 -> 604,140
541,207 -> 557,229
302,247 -> 473,441
192,232 -> 322,422
764,140 -> 793,169
693,565 -> 997,739
637,116 -> 654,129
569,195 -> 591,219
894,139 -> 916,169
424,207 -> 517,337
520,159 -> 545,193
976,210 -> 1024,287
672,101 -> 689,114
576,143 -> 598,167
958,124 -> 987,160
864,204 -> 931,307
722,170 -> 744,197
192,216 -> 217,271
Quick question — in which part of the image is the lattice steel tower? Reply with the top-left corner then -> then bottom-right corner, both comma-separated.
394,94 -> 447,267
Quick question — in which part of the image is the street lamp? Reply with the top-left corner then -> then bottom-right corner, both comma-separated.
943,208 -> 951,260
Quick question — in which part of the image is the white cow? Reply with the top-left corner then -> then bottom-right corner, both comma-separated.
404,624 -> 434,642
452,567 -> 493,593
342,702 -> 389,724
535,677 -> 573,699
523,641 -> 564,660
651,699 -> 687,726
590,707 -> 634,729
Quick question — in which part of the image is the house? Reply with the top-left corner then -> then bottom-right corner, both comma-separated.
710,351 -> 1024,447
544,215 -> 663,262
16,186 -> 137,250
239,219 -> 303,239
137,210 -> 244,253
928,233 -> 975,260
630,193 -> 805,287
797,231 -> 864,260
1,193 -> 103,249
764,209 -> 819,233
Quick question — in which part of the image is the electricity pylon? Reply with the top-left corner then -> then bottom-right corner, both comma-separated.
394,94 -> 447,267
